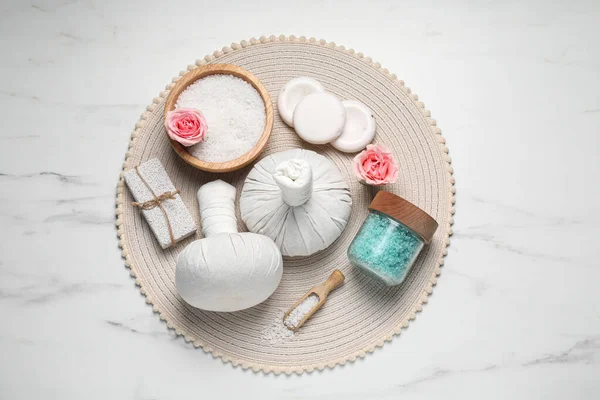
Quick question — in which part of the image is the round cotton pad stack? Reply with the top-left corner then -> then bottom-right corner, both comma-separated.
293,92 -> 346,144
277,77 -> 325,127
331,100 -> 377,153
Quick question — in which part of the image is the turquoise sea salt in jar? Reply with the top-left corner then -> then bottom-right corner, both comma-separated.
348,191 -> 438,286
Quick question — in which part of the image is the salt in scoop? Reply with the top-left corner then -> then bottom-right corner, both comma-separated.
283,269 -> 345,331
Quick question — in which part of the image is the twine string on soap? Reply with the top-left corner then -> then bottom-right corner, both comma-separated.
131,166 -> 179,247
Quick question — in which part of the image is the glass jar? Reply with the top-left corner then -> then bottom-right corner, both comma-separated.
348,191 -> 438,286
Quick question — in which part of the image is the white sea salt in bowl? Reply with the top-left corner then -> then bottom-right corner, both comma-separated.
164,64 -> 274,173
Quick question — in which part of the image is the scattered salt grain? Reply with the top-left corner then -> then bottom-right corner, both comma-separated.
260,309 -> 296,345
283,294 -> 320,329
175,74 -> 266,163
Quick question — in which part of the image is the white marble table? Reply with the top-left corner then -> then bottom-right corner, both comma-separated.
1,0 -> 599,398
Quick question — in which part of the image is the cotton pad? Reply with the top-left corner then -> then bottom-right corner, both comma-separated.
277,77 -> 325,127
331,100 -> 376,153
293,92 -> 346,144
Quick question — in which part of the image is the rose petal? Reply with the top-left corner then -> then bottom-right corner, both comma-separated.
165,108 -> 208,146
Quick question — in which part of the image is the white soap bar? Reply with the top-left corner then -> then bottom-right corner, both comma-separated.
277,77 -> 325,127
293,92 -> 346,144
331,100 -> 377,153
123,159 -> 196,249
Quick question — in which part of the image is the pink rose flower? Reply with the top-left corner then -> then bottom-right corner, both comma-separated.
165,108 -> 207,147
353,144 -> 399,185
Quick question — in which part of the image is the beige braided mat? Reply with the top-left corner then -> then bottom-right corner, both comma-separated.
115,36 -> 455,374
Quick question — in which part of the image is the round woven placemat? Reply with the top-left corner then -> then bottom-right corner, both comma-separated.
115,35 -> 455,375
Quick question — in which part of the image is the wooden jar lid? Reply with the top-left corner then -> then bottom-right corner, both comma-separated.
369,191 -> 438,244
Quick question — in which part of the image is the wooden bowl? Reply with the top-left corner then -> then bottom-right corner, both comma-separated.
164,64 -> 274,173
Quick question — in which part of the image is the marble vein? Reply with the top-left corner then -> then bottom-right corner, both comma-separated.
0,171 -> 85,185
523,337 -> 600,366
106,320 -> 177,341
43,210 -> 113,225
0,277 -> 125,306
452,231 -> 573,263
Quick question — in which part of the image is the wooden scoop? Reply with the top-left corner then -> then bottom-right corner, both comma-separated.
283,269 -> 345,331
